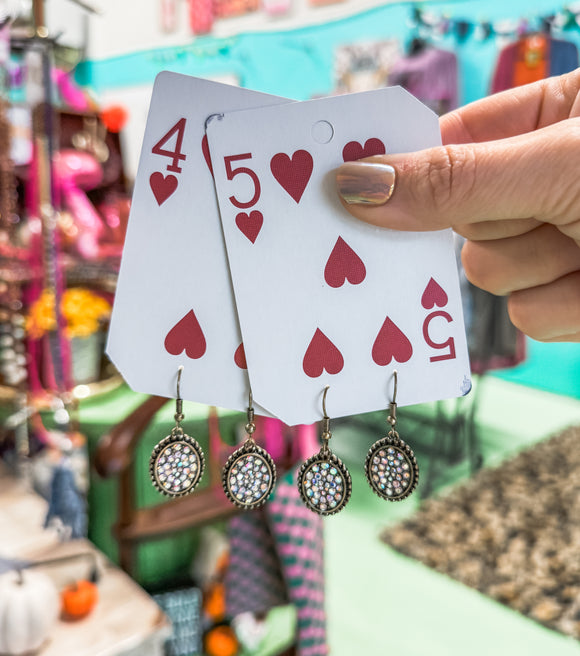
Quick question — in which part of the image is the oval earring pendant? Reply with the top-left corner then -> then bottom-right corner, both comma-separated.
365,434 -> 418,501
222,440 -> 277,510
298,448 -> 352,516
150,429 -> 205,497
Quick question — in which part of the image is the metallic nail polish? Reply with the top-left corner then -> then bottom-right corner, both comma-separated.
336,162 -> 396,206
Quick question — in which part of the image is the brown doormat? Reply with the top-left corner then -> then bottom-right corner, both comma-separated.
382,425 -> 580,639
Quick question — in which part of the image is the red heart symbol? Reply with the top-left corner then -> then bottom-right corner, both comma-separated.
201,135 -> 213,177
324,237 -> 366,288
372,317 -> 413,366
270,150 -> 313,203
235,210 -> 263,244
303,328 -> 344,378
234,342 -> 247,369
342,138 -> 386,162
164,310 -> 206,359
421,278 -> 448,309
150,172 -> 178,206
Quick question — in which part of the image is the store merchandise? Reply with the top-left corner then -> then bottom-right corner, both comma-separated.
149,366 -> 206,497
106,74 -> 287,414
0,569 -> 60,656
205,87 -> 470,426
153,587 -> 203,656
388,45 -> 459,114
225,510 -> 289,617
297,386 -> 351,516
491,34 -> 579,92
266,476 -> 327,655
364,370 -> 419,502
221,393 -> 277,509
333,39 -> 400,94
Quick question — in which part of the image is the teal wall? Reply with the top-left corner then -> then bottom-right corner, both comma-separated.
78,0 -> 580,104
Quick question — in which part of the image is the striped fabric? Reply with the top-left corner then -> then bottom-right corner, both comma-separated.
266,472 -> 327,656
225,471 -> 328,655
225,508 -> 289,617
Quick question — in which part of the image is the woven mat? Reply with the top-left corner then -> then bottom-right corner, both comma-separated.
382,426 -> 580,639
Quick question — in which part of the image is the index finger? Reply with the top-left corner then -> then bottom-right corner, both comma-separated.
441,69 -> 580,145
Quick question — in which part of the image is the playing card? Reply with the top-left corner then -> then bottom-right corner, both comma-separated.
107,73 -> 288,410
206,87 -> 471,425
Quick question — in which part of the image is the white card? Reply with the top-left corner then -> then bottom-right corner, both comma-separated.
107,72 -> 288,410
207,87 -> 471,425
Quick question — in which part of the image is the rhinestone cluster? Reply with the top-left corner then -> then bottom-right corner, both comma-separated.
151,436 -> 203,496
224,447 -> 275,509
366,438 -> 417,501
299,454 -> 351,516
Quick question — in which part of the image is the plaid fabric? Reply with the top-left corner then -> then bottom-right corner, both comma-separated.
266,472 -> 327,656
153,587 -> 202,656
225,508 -> 289,617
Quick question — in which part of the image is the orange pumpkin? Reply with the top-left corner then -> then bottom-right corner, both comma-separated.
204,625 -> 238,656
61,580 -> 98,620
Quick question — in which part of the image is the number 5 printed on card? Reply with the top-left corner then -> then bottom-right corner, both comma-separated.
223,153 -> 264,243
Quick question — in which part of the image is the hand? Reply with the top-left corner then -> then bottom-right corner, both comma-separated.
336,69 -> 580,342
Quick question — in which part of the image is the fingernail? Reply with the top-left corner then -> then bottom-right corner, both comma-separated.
336,161 -> 396,206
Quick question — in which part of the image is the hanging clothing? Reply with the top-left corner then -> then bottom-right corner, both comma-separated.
388,47 -> 459,114
491,35 -> 579,93
225,471 -> 327,656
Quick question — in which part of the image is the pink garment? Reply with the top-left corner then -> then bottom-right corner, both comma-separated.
388,47 -> 459,114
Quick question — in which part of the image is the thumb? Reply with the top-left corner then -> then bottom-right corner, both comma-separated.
335,122 -> 577,231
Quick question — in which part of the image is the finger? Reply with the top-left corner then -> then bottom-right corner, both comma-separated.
336,119 -> 580,231
507,271 -> 580,341
542,332 -> 580,343
440,69 -> 580,145
454,217 -> 541,241
461,224 -> 580,295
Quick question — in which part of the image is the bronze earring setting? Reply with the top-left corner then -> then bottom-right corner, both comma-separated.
297,386 -> 352,516
150,366 -> 206,497
365,370 -> 419,501
222,392 -> 277,510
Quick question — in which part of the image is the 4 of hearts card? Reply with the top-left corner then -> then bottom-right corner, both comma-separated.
107,72 -> 287,410
206,87 -> 471,425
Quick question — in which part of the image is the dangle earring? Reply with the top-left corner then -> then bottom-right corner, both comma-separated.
222,392 -> 277,509
365,370 -> 419,501
149,366 -> 206,497
297,386 -> 352,516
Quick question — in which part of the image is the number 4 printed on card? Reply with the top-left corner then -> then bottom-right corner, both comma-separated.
149,118 -> 187,206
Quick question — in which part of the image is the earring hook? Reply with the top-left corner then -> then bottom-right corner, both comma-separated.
174,366 -> 185,427
388,370 -> 398,429
176,365 -> 184,399
246,389 -> 255,435
322,385 -> 330,419
320,386 -> 331,448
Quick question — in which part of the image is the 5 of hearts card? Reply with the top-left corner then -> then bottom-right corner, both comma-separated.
206,87 -> 471,425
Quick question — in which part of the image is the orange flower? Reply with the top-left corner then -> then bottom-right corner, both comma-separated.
26,288 -> 111,340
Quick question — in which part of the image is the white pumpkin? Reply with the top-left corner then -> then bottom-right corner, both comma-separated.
0,569 -> 60,655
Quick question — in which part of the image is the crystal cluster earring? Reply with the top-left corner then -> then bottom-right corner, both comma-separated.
149,366 -> 206,497
222,392 -> 277,509
297,386 -> 352,516
364,370 -> 419,501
